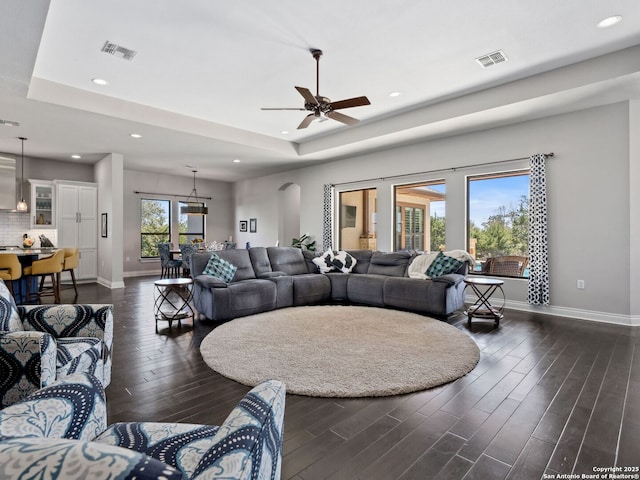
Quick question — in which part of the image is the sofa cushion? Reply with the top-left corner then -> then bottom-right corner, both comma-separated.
0,438 -> 185,480
249,246 -> 273,277
425,251 -> 464,278
345,250 -> 373,274
267,247 -> 308,275
367,251 -> 413,277
203,253 -> 237,283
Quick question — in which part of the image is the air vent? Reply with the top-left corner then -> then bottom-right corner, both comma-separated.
0,119 -> 20,127
101,41 -> 137,61
475,50 -> 508,68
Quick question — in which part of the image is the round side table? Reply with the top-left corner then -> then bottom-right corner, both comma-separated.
153,278 -> 194,331
464,277 -> 505,327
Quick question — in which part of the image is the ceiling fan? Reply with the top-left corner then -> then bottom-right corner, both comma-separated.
261,48 -> 371,129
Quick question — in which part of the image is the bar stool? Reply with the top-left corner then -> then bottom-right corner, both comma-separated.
23,249 -> 64,304
0,254 -> 22,296
42,247 -> 79,296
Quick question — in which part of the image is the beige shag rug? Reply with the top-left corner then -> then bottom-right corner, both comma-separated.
200,305 -> 480,397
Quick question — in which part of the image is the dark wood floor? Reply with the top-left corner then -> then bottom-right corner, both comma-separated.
55,277 -> 639,479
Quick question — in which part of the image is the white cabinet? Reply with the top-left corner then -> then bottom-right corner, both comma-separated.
56,181 -> 98,280
29,180 -> 55,229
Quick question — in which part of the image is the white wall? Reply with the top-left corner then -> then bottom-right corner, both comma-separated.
235,102 -> 635,324
123,169 -> 234,276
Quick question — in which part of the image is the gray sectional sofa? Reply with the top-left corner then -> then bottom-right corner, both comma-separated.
190,247 -> 470,322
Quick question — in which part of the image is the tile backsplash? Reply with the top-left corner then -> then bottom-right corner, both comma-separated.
0,212 -> 58,247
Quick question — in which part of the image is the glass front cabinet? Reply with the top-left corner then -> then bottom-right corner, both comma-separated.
29,179 -> 55,229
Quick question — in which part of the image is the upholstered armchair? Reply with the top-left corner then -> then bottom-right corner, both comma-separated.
0,373 -> 286,480
0,279 -> 113,408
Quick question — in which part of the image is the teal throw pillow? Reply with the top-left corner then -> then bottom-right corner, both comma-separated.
426,251 -> 464,278
203,253 -> 237,283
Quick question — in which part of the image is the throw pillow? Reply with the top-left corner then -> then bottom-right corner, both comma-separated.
203,253 -> 237,283
425,251 -> 464,278
331,251 -> 357,273
312,250 -> 336,274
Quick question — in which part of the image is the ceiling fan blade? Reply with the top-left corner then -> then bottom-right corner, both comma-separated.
329,96 -> 370,110
326,110 -> 359,126
295,86 -> 319,105
261,107 -> 307,111
297,113 -> 317,129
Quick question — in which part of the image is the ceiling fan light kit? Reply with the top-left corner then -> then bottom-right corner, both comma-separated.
262,48 -> 370,129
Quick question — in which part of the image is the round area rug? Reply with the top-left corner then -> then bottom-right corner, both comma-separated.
200,305 -> 480,397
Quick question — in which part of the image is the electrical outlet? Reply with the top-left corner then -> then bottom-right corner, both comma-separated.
577,279 -> 585,289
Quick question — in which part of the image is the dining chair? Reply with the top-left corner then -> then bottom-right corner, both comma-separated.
157,243 -> 182,278
179,243 -> 197,277
23,249 -> 65,303
0,254 -> 22,296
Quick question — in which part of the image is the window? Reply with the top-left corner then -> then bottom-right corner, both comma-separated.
394,181 -> 445,252
179,201 -> 205,244
467,171 -> 529,277
338,188 -> 377,250
141,199 -> 170,258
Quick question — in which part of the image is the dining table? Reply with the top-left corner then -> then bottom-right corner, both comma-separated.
0,246 -> 61,303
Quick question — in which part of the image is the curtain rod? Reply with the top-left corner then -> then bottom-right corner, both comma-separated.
133,191 -> 212,200
331,152 -> 554,187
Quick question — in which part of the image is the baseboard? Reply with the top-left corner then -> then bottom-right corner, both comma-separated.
504,299 -> 639,327
123,269 -> 161,278
96,277 -> 126,289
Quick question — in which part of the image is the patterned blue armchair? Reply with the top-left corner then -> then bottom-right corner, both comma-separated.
0,373 -> 286,480
0,279 -> 113,408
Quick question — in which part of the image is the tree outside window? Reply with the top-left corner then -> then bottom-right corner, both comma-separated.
140,199 -> 170,258
467,171 -> 529,277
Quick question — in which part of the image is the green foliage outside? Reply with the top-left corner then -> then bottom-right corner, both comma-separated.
429,214 -> 446,251
291,234 -> 316,251
141,199 -> 171,258
470,195 -> 529,259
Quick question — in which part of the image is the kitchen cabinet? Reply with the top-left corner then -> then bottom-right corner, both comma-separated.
55,181 -> 98,280
29,180 -> 55,229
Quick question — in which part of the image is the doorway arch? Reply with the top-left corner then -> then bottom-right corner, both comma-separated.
278,182 -> 300,247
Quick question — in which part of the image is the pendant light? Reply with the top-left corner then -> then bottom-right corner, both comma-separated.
16,137 -> 28,212
180,170 -> 208,215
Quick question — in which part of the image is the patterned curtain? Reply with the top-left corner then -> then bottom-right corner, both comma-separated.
528,154 -> 550,305
322,184 -> 333,251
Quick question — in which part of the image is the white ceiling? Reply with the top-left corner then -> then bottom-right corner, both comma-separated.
1,0 -> 640,182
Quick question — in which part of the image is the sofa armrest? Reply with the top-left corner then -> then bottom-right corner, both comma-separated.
195,380 -> 286,479
17,305 -> 113,388
0,372 -> 107,442
432,273 -> 464,287
0,331 -> 57,407
194,274 -> 228,288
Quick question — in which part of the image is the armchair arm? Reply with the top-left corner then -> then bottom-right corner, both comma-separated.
17,304 -> 113,387
194,379 -> 286,480
0,372 -> 106,442
194,274 -> 228,288
0,331 -> 56,408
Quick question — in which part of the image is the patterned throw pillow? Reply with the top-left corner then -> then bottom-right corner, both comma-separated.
331,251 -> 357,273
312,250 -> 336,274
203,254 -> 237,283
425,251 -> 464,278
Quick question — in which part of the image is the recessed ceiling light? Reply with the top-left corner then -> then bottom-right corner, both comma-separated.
281,130 -> 289,135
389,91 -> 401,97
597,15 -> 622,28
232,159 -> 241,163
129,133 -> 142,138
91,78 -> 108,86
71,154 -> 81,159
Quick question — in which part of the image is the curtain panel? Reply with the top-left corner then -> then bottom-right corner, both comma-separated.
528,154 -> 550,305
322,184 -> 333,251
